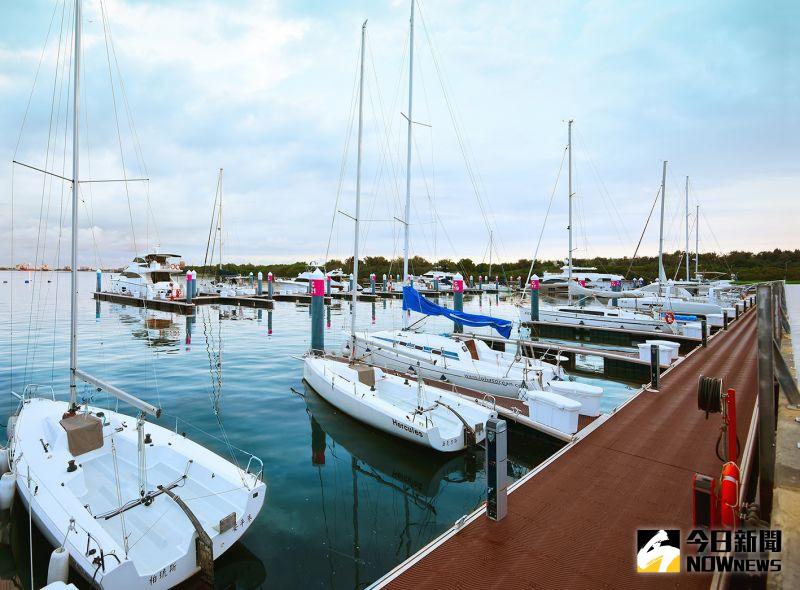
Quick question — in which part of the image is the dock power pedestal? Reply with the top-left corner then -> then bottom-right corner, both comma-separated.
487,418 -> 508,521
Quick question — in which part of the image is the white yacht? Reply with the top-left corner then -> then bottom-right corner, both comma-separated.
110,253 -> 185,299
274,267 -> 361,294
542,263 -> 623,289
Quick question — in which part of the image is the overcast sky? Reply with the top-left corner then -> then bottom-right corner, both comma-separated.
1,0 -> 797,269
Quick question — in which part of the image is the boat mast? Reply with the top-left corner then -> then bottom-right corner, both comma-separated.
695,204 -> 699,278
402,0 -> 415,304
218,168 -> 224,274
488,230 -> 493,279
685,175 -> 690,282
350,20 -> 367,360
657,160 -> 667,283
69,0 -> 82,407
567,119 -> 573,303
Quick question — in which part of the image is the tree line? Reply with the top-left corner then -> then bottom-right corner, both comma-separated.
190,248 -> 799,283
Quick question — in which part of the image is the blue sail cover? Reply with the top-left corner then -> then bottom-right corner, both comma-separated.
402,285 -> 512,339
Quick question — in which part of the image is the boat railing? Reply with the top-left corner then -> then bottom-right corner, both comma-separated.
12,383 -> 57,402
245,455 -> 264,482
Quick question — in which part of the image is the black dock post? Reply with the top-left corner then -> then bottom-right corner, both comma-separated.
487,418 -> 508,522
650,344 -> 660,391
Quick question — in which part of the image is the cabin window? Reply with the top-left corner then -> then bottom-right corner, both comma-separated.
151,272 -> 173,283
121,272 -> 142,278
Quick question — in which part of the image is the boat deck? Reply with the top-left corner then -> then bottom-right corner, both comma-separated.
374,305 -> 758,589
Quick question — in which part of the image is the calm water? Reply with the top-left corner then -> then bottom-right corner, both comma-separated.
0,271 -> 636,589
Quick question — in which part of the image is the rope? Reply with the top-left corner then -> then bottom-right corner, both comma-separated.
625,187 -> 662,278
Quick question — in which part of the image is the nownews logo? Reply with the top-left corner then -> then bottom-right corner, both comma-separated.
637,530 -> 681,573
636,529 -> 782,574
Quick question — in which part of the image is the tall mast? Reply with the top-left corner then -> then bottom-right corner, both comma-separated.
488,230 -> 493,278
657,160 -> 667,283
685,175 -> 690,282
218,168 -> 224,273
401,0 -> 415,302
69,0 -> 82,406
567,119 -> 573,303
350,20 -> 367,358
695,204 -> 699,277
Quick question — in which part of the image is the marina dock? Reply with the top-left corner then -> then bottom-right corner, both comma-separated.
372,304 -> 759,589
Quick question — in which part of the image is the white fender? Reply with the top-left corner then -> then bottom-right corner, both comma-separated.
46,546 -> 70,585
0,472 -> 15,511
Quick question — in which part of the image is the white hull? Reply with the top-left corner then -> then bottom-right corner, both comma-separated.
616,296 -> 723,317
349,331 -> 564,400
9,398 -> 265,589
523,305 -> 678,335
303,356 -> 496,452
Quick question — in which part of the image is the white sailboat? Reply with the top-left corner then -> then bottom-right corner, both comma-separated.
302,20 -> 496,453
517,122 -> 699,336
6,4 -> 265,587
341,2 -> 590,422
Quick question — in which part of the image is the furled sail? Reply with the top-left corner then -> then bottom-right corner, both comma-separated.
402,286 -> 512,339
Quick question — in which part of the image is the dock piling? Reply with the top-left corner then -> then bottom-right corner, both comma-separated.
96,269 -> 102,292
311,270 -> 325,353
382,274 -> 387,292
370,273 -> 376,294
487,418 -> 508,521
723,310 -> 729,330
530,275 -> 540,322
326,275 -> 331,296
469,275 -> 474,288
701,318 -> 708,347
185,270 -> 193,303
249,271 -> 254,287
453,273 -> 464,333
257,271 -> 263,296
267,272 -> 274,299
611,279 -> 621,306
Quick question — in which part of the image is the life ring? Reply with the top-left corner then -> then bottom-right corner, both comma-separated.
719,461 -> 740,528
170,264 -> 178,270
664,311 -> 675,324
175,288 -> 182,299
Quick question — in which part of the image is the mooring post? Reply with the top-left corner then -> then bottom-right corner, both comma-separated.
487,418 -> 508,522
735,302 -> 740,320
478,275 -> 483,291
257,271 -> 263,296
453,273 -> 464,333
611,279 -> 621,306
701,318 -> 708,347
370,273 -> 376,294
469,275 -> 474,288
349,273 -> 355,293
96,268 -> 102,293
326,304 -> 331,328
311,269 -> 325,353
723,309 -> 729,330
433,275 -> 439,292
650,344 -> 660,390
495,275 -> 499,292
249,271 -> 254,287
185,270 -> 193,303
267,272 -> 274,299
530,274 -> 540,322
756,283 -> 775,516
192,270 -> 198,298
382,273 -> 387,292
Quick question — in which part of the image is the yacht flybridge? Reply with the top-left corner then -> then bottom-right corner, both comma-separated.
302,20 -> 496,453
110,252 -> 185,299
7,3 -> 265,587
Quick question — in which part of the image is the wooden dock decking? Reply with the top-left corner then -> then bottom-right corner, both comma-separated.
373,306 -> 758,590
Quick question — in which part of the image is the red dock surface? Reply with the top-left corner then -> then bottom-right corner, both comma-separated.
380,307 -> 758,590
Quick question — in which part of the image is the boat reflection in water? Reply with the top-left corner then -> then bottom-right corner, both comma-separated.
306,384 -> 481,500
303,385 -> 561,587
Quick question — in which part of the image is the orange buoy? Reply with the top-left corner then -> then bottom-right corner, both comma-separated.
719,461 -> 740,528
664,311 -> 675,324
